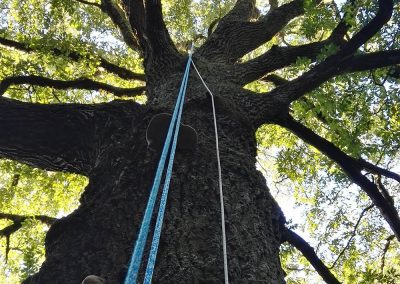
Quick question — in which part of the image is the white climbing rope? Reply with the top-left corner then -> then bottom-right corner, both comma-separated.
191,60 -> 229,284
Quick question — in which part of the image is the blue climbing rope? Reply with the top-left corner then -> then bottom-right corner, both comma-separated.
124,54 -> 192,284
144,52 -> 192,283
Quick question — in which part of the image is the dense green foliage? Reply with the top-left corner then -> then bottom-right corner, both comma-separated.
0,0 -> 399,283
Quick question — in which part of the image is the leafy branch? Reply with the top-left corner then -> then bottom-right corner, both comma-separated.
0,75 -> 145,97
0,35 -> 145,81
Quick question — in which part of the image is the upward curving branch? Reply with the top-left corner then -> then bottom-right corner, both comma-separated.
100,0 -> 142,52
0,75 -> 145,98
244,0 -> 395,120
143,0 -> 182,68
234,21 -> 348,85
277,115 -> 400,241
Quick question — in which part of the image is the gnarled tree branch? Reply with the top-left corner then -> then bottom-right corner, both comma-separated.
277,115 -> 400,240
235,21 -> 348,85
281,227 -> 341,284
198,0 -> 306,62
0,75 -> 145,97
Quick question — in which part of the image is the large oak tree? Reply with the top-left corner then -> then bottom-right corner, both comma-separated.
0,0 -> 399,283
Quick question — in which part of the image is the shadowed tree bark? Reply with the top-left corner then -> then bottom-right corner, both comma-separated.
0,0 -> 399,283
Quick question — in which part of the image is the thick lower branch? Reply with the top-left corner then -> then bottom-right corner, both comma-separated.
0,75 -> 145,97
282,228 -> 341,284
0,98 -> 96,174
278,116 -> 400,240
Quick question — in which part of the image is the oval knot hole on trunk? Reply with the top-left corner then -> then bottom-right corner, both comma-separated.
146,113 -> 198,152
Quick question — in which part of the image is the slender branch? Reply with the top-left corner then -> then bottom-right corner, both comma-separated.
381,235 -> 395,273
375,175 -> 395,206
277,116 -> 400,240
329,204 -> 374,268
282,227 -> 341,284
0,75 -> 145,97
0,36 -> 145,81
218,0 -> 258,23
261,74 -> 288,86
338,0 -> 393,57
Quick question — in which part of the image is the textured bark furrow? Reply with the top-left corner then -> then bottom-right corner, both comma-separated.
0,99 -> 97,175
24,100 -> 286,283
278,116 -> 400,241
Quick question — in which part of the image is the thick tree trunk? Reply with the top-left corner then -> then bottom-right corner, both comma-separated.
21,97 -> 285,283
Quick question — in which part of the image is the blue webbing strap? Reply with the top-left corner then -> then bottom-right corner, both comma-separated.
144,53 -> 192,283
124,55 -> 192,284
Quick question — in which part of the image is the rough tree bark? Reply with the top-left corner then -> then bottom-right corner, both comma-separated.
0,0 -> 399,283
1,96 -> 285,283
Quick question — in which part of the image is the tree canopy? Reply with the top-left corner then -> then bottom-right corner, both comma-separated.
0,0 -> 399,283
